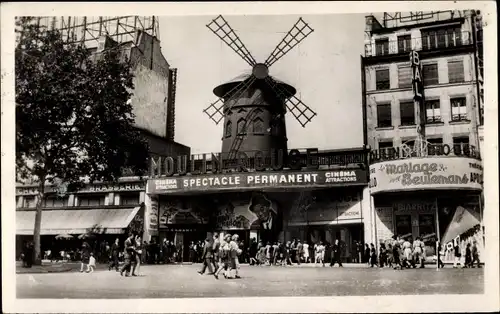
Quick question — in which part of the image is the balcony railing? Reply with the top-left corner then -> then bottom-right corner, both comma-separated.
370,143 -> 481,164
365,31 -> 471,57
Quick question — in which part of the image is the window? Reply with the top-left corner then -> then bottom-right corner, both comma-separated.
397,35 -> 412,53
376,103 -> 392,128
376,69 -> 390,90
453,136 -> 470,155
23,196 -> 36,208
399,101 -> 415,126
450,97 -> 467,121
225,121 -> 232,137
237,118 -> 247,134
425,99 -> 441,123
16,196 -> 21,208
422,27 -> 462,50
423,64 -> 439,86
378,141 -> 393,159
398,66 -> 412,88
252,117 -> 264,134
448,60 -> 464,83
375,38 -> 389,56
79,195 -> 105,206
427,138 -> 443,155
121,193 -> 140,206
43,195 -> 67,207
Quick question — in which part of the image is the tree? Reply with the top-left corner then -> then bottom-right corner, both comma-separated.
15,17 -> 150,265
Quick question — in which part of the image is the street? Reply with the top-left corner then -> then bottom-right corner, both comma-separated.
17,264 -> 484,298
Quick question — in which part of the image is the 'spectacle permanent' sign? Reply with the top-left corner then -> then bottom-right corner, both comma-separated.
147,169 -> 366,194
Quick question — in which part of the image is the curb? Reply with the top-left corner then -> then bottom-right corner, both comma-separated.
16,267 -> 74,274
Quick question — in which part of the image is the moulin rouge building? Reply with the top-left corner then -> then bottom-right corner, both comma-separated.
143,15 -> 372,262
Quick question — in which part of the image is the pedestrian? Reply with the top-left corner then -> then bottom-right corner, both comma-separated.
413,237 -> 424,268
132,236 -> 143,276
392,237 -> 401,270
80,242 -> 91,273
364,244 -> 370,265
386,243 -> 394,268
87,253 -> 96,273
471,241 -> 481,268
402,237 -> 414,268
378,243 -> 387,268
120,233 -> 136,276
303,241 -> 310,263
330,239 -> 343,267
212,233 -> 221,269
369,243 -> 377,268
296,240 -> 303,265
453,242 -> 462,268
214,234 -> 231,279
249,238 -> 258,265
465,243 -> 472,268
315,241 -> 325,266
198,237 -> 215,275
108,238 -> 120,271
228,234 -> 242,278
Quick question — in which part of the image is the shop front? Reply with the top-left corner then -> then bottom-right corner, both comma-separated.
285,187 -> 365,262
370,156 -> 484,261
146,168 -> 369,261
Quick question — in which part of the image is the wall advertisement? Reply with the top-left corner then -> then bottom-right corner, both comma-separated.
369,157 -> 483,194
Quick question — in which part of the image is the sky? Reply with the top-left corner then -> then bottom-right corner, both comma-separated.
159,14 -> 366,154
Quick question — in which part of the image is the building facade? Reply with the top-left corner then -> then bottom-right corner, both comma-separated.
361,11 -> 484,261
15,17 -> 190,257
145,148 -> 371,262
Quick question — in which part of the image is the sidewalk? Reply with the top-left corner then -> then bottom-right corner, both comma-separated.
16,261 -> 112,274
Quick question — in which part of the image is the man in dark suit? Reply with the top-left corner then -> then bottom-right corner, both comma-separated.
330,239 -> 343,267
198,237 -> 215,275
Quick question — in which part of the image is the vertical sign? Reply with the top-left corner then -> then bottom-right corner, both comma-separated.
410,50 -> 426,140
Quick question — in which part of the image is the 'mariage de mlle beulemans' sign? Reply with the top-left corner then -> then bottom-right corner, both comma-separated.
147,169 -> 366,194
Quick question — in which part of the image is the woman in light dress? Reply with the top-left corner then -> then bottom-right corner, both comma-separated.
303,242 -> 310,263
402,237 -> 413,268
314,241 -> 325,266
133,236 -> 143,276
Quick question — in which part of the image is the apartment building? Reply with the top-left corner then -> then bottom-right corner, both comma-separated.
361,11 -> 484,261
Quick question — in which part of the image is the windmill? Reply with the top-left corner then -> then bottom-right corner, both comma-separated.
203,15 -> 317,161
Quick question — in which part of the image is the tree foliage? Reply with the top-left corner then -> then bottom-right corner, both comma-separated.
15,17 -> 150,264
15,17 -> 149,186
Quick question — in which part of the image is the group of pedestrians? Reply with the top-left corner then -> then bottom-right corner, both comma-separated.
250,238 -> 345,267
197,233 -> 243,280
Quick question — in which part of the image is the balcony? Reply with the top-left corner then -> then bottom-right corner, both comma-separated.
364,31 -> 471,57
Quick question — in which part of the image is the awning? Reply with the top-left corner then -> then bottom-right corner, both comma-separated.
16,207 -> 141,235
441,206 -> 481,244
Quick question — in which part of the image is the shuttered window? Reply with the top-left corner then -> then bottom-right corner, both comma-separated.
448,60 -> 464,83
398,66 -> 412,88
423,64 -> 439,86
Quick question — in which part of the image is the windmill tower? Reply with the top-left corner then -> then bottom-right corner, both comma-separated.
203,16 -> 317,160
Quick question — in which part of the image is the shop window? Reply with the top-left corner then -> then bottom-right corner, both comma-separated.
395,215 -> 412,238
376,103 -> 392,128
16,196 -> 21,208
43,195 -> 67,207
225,121 -> 232,138
236,118 -> 247,134
79,195 -> 105,206
399,101 -> 415,126
23,196 -> 36,208
375,38 -> 389,56
425,99 -> 441,123
450,97 -> 467,121
398,66 -> 412,88
252,117 -> 264,134
376,69 -> 390,90
121,193 -> 140,206
423,64 -> 439,86
397,35 -> 412,53
448,60 -> 465,83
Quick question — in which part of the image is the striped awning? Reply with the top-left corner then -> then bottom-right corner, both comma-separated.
16,207 -> 141,235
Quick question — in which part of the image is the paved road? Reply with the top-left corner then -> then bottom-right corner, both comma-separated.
17,264 -> 483,298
